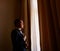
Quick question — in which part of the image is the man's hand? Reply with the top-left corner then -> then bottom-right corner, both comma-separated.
24,35 -> 28,48
24,35 -> 26,41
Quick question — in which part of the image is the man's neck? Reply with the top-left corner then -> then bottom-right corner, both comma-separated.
15,27 -> 22,31
18,28 -> 22,31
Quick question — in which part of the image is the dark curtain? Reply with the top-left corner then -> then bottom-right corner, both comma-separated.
38,0 -> 60,51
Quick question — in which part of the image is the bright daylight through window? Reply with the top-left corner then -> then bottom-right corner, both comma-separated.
30,0 -> 40,51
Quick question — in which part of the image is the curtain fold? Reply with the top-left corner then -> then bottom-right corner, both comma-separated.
38,0 -> 60,51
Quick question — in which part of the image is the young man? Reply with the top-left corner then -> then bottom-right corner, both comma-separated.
11,18 -> 26,51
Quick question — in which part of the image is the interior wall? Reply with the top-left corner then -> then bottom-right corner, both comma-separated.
0,0 -> 16,51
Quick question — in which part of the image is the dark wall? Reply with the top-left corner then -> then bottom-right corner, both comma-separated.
0,0 -> 16,51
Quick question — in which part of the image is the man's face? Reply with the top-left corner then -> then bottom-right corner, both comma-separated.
20,20 -> 24,29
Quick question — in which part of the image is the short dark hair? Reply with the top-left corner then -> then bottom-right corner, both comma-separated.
14,18 -> 20,27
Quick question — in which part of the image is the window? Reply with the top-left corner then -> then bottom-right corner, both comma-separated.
30,0 -> 40,51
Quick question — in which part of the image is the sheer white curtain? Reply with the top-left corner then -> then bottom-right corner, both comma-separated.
30,0 -> 40,51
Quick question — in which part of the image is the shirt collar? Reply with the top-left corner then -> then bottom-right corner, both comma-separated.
18,28 -> 23,34
18,28 -> 21,31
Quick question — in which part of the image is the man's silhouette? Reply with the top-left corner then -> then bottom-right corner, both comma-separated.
11,18 -> 26,51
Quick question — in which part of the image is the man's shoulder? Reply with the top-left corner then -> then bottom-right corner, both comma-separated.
11,29 -> 17,33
